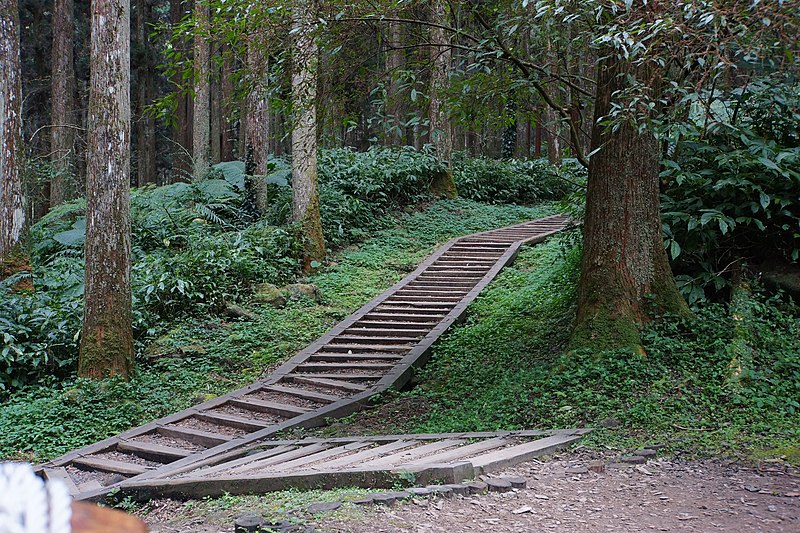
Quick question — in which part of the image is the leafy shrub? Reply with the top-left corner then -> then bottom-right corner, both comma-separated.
453,154 -> 581,204
662,116 -> 800,303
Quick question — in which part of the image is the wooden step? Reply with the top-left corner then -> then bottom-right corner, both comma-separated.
263,384 -> 341,403
309,353 -> 405,362
321,343 -> 411,353
329,335 -> 421,343
157,425 -> 232,447
288,372 -> 383,380
287,376 -> 368,392
71,456 -> 151,476
117,440 -> 194,463
195,411 -> 272,431
360,439 -> 465,468
228,398 -> 308,418
43,467 -> 79,496
343,327 -> 429,336
297,362 -> 395,372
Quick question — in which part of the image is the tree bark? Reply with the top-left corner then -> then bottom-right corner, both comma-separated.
169,0 -> 190,180
428,0 -> 456,197
80,0 -> 133,379
192,0 -> 210,179
0,0 -> 24,259
571,55 -> 689,352
50,0 -> 77,206
291,0 -> 325,270
220,44 -> 234,161
135,0 -> 156,186
384,17 -> 403,146
245,34 -> 270,175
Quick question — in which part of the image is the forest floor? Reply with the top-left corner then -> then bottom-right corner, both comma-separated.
138,448 -> 800,532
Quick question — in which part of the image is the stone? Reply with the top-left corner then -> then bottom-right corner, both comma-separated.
565,466 -> 589,475
600,417 -> 621,428
443,484 -> 470,496
234,513 -> 264,533
406,487 -> 433,497
253,283 -> 286,307
223,302 -> 256,320
285,283 -> 321,302
486,479 -> 513,493
306,501 -> 341,514
427,485 -> 454,497
635,449 -> 658,458
620,455 -> 647,464
588,462 -> 606,474
350,496 -> 374,506
502,476 -> 527,489
465,481 -> 488,495
372,491 -> 410,506
644,443 -> 667,451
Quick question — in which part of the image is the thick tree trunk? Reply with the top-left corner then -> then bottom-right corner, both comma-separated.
192,1 -> 210,179
291,0 -> 325,270
0,0 -> 24,259
80,0 -> 133,379
571,55 -> 688,352
135,0 -> 156,186
50,0 -> 77,206
428,0 -> 457,197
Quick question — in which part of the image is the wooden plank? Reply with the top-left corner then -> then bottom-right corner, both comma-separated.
117,440 -> 194,462
360,439 -> 465,468
329,335 -> 421,343
71,456 -> 151,476
43,467 -> 79,496
228,398 -> 307,418
469,434 -> 584,473
288,372 -> 383,381
400,437 -> 509,465
287,376 -> 368,392
321,343 -> 411,353
321,440 -> 419,469
194,411 -> 271,431
157,425 -> 231,447
297,362 -> 395,371
228,443 -> 332,474
262,384 -> 341,403
192,445 -> 299,477
342,328 -> 430,336
264,441 -> 374,472
309,353 -> 405,362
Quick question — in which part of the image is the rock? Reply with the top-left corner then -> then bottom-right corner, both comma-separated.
234,513 -> 264,533
644,443 -> 667,451
253,283 -> 286,307
465,481 -> 488,495
588,462 -> 606,474
565,466 -> 589,475
512,506 -> 533,514
406,487 -> 433,497
635,449 -> 658,458
744,484 -> 760,493
620,455 -> 647,464
372,491 -> 410,506
284,283 -> 321,302
486,479 -> 512,493
600,417 -> 621,428
350,496 -> 374,506
427,485 -> 454,497
224,302 -> 256,320
306,501 -> 341,514
502,476 -> 527,489
443,484 -> 470,496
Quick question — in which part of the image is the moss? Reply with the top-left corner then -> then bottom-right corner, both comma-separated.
569,304 -> 643,353
79,323 -> 134,379
301,193 -> 326,271
430,169 -> 458,199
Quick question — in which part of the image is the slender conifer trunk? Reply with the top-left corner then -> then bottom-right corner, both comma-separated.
50,0 -> 77,206
192,0 -> 210,179
428,0 -> 457,197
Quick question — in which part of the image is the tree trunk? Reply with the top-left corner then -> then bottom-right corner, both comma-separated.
210,67 -> 221,164
170,0 -> 190,180
385,18 -> 403,146
245,34 -> 270,175
192,1 -> 210,179
50,0 -> 77,206
136,0 -> 156,187
80,0 -> 133,379
220,45 -> 234,161
428,0 -> 456,197
291,0 -> 325,270
571,55 -> 689,352
0,0 -> 24,259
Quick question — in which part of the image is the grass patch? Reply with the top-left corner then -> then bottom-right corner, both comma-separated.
0,199 -> 554,461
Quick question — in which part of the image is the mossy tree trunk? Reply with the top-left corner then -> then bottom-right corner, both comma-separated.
571,55 -> 689,352
291,0 -> 325,271
50,0 -> 77,206
135,0 -> 156,186
0,0 -> 25,260
428,0 -> 457,198
169,0 -> 191,180
80,0 -> 134,379
245,32 -> 270,175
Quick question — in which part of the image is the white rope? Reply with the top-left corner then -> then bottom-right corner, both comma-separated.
0,463 -> 72,533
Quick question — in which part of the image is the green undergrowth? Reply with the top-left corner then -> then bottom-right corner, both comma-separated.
0,199 -> 553,461
342,234 -> 800,462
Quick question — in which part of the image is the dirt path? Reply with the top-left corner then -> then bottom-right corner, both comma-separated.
141,450 -> 799,532
319,452 -> 799,532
